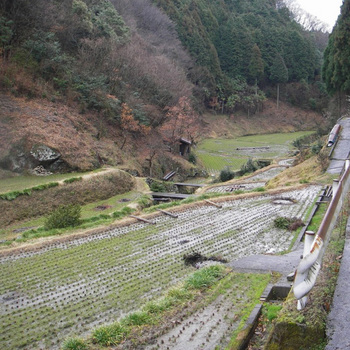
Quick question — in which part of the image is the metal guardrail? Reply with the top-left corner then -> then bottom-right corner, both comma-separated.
293,160 -> 350,310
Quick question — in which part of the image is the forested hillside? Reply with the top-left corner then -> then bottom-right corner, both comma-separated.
153,0 -> 329,111
0,0 -> 329,175
323,0 -> 350,95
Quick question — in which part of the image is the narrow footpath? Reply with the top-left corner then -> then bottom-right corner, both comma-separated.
228,243 -> 303,288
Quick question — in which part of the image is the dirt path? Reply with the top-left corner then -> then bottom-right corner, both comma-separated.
56,167 -> 119,184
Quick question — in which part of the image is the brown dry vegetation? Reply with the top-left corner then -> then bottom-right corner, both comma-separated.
203,99 -> 326,139
0,171 -> 134,226
0,93 -> 123,170
0,91 -> 204,178
266,153 -> 331,189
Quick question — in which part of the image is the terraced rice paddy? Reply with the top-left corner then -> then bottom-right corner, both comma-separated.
205,181 -> 266,194
244,166 -> 286,181
196,131 -> 313,173
204,166 -> 286,194
0,184 -> 321,349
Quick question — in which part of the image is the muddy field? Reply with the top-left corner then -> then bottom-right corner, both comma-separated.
0,181 -> 321,349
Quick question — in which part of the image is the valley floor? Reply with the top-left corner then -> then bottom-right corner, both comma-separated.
0,162 -> 322,349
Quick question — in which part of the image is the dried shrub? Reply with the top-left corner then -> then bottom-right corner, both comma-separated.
183,251 -> 228,266
288,218 -> 305,231
274,216 -> 305,231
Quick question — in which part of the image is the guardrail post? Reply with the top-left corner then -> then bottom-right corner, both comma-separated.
294,157 -> 350,310
333,179 -> 339,194
297,231 -> 315,310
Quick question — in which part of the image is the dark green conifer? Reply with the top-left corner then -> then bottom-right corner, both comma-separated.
270,53 -> 288,108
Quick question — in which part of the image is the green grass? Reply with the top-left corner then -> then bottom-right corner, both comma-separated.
225,274 -> 274,349
81,267 -> 270,349
13,207 -> 135,242
0,181 -> 61,200
307,203 -> 328,232
265,303 -> 283,321
196,131 -> 315,173
92,322 -> 128,346
61,337 -> 88,350
121,311 -> 152,327
196,153 -> 247,172
185,265 -> 226,290
0,169 -> 102,193
63,176 -> 83,184
0,190 -> 146,243
80,191 -> 142,219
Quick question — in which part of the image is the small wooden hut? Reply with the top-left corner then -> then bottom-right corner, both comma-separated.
179,138 -> 191,156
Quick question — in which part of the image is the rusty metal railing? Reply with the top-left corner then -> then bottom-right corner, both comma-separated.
293,160 -> 350,310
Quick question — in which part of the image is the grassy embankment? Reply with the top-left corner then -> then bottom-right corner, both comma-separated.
0,168 -> 143,244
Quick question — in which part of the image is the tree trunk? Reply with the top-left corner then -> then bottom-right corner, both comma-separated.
276,83 -> 280,109
338,90 -> 342,118
120,136 -> 127,150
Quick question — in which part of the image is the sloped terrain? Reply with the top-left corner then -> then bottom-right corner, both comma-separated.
0,183 -> 321,349
0,94 -> 122,172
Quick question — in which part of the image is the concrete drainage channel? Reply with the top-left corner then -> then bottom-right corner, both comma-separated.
236,284 -> 292,350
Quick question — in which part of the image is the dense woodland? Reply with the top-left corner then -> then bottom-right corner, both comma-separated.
0,0 -> 330,114
0,0 -> 346,173
323,0 -> 350,95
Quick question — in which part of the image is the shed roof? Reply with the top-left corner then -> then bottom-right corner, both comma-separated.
179,138 -> 192,145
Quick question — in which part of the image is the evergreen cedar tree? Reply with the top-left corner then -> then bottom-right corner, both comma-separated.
249,43 -> 264,94
323,0 -> 350,94
270,54 -> 288,108
154,0 -> 321,111
249,44 -> 264,84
